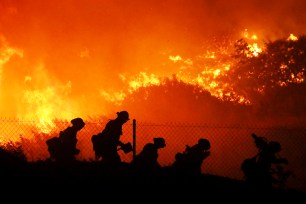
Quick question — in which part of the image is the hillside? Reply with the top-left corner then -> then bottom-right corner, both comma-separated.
1,160 -> 304,201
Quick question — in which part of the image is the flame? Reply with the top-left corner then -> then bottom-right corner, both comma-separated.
118,29 -> 264,105
0,2 -> 305,179
0,15 -> 303,139
128,72 -> 161,92
1,27 -> 296,134
169,55 -> 182,62
32,28 -> 269,124
247,43 -> 262,57
288,34 -> 298,41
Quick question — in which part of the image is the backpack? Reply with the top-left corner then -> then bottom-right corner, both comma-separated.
46,136 -> 62,160
91,132 -> 109,160
241,156 -> 258,178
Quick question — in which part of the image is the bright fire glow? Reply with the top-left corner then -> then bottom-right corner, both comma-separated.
0,29 -> 300,138
288,33 -> 298,41
0,0 -> 305,142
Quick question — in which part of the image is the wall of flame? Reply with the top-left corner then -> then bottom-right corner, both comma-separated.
0,0 -> 306,135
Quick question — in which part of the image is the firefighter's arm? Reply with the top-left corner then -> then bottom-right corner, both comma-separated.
118,140 -> 125,147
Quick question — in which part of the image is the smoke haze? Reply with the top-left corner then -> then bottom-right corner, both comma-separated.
0,0 -> 306,124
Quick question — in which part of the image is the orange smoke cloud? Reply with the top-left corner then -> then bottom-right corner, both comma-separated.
0,0 -> 305,132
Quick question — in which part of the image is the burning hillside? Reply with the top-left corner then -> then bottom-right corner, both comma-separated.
1,1 -> 306,192
0,0 -> 306,136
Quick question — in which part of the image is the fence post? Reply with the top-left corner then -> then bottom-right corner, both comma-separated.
132,119 -> 136,161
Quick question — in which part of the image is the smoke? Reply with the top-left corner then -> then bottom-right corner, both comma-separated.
1,2 -> 306,191
0,0 -> 306,123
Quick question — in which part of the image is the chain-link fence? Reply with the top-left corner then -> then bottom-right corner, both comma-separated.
0,118 -> 305,191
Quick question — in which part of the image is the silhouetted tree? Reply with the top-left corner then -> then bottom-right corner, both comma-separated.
219,35 -> 306,103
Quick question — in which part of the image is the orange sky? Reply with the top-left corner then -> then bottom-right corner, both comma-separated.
1,2 -> 306,189
0,0 -> 306,125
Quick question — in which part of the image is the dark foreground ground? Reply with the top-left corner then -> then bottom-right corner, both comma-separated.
1,161 -> 305,202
